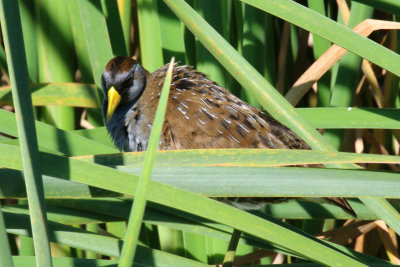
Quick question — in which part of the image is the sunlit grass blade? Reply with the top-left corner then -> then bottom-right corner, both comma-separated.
307,0 -> 332,108
2,152 -> 400,202
360,197 -> 400,238
72,127 -> 114,147
325,3 -> 373,149
137,0 -> 163,71
0,44 -> 8,76
158,1 -> 186,63
0,0 -> 52,266
36,0 -> 76,131
194,0 -> 229,88
297,108 -> 400,129
76,148 -> 400,167
240,4 -> 267,107
101,0 -> 128,56
0,145 -> 372,266
0,83 -> 100,108
119,58 -> 174,267
164,0 -> 400,242
352,0 -> 400,14
116,0 -> 132,55
0,203 -> 13,267
242,0 -> 400,76
18,0 -> 35,82
0,109 -> 117,156
163,0 -> 335,151
4,212 -> 208,267
75,0 -> 113,91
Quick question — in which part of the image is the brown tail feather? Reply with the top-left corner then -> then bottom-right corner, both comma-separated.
325,197 -> 357,218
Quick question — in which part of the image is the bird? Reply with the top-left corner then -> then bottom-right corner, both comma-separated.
101,55 -> 356,217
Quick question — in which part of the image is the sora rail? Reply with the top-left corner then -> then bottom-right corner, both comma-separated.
101,56 -> 356,217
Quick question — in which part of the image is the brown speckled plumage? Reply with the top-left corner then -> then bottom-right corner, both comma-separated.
101,56 -> 356,217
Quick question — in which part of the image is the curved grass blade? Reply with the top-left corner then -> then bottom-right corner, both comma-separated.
242,0 -> 400,77
137,0 -> 164,71
0,203 -> 13,267
75,0 -> 113,91
37,0 -> 76,131
0,109 -> 117,156
297,108 -> 400,129
4,212 -> 208,267
163,0 -> 335,152
352,0 -> 400,15
0,83 -> 100,108
2,154 -> 400,201
0,145 -> 368,266
0,0 -> 52,266
163,0 -> 400,242
361,197 -> 400,239
119,58 -> 174,266
76,148 -> 400,167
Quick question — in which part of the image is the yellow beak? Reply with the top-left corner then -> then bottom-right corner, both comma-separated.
106,86 -> 121,122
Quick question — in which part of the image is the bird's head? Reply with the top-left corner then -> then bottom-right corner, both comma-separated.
101,56 -> 148,122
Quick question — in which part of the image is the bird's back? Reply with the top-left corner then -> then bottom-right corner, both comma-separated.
120,62 -> 356,217
136,64 -> 311,151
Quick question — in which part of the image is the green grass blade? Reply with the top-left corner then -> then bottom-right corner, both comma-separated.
119,58 -> 174,267
2,152 -> 400,200
360,197 -> 400,237
4,212 -> 208,267
194,0 -> 229,88
0,83 -> 100,108
3,204 -> 121,225
352,0 -> 400,14
158,1 -> 186,63
164,0 -> 400,241
0,145 -> 370,266
36,0 -> 76,131
0,0 -> 52,266
240,4 -> 267,107
75,0 -> 113,91
67,1 -> 93,84
325,3 -> 373,149
307,0 -> 332,108
331,2 -> 373,107
0,203 -> 13,267
72,127 -> 114,147
101,0 -> 128,56
18,0 -> 36,82
163,0 -> 335,152
297,108 -> 400,129
117,0 -> 132,55
76,148 -> 400,167
0,109 -> 117,156
137,0 -> 164,71
241,0 -> 400,76
0,42 -> 8,76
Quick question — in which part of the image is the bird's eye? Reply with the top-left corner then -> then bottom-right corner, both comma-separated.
122,79 -> 133,91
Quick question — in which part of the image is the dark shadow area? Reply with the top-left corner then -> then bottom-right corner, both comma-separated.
93,150 -> 125,166
102,0 -> 128,56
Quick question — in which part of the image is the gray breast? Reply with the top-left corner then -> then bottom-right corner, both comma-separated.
124,107 -> 151,152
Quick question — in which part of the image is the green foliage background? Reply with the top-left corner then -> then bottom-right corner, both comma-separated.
0,0 -> 399,266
